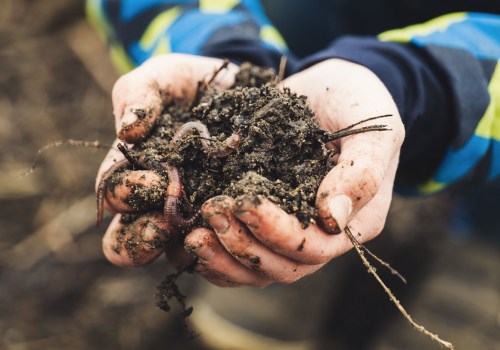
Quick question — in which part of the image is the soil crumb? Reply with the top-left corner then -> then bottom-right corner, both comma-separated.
124,62 -> 335,228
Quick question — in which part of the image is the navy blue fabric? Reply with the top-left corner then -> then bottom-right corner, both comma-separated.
202,39 -> 298,76
295,36 -> 455,187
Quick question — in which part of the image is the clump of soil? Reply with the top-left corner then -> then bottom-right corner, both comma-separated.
115,62 -> 336,228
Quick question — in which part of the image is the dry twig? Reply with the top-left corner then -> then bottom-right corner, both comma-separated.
345,227 -> 454,349
20,139 -> 110,177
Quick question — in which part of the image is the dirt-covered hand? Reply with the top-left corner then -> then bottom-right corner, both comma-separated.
183,59 -> 404,286
286,59 -> 405,236
96,54 -> 238,267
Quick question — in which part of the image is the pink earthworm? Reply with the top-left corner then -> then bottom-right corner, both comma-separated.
171,120 -> 240,157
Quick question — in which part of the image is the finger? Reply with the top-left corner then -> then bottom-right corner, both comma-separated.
232,196 -> 344,265
95,140 -> 126,213
335,153 -> 399,245
203,197 -> 324,284
102,212 -> 169,267
317,147 -> 401,234
316,117 -> 402,233
165,243 -> 195,271
104,169 -> 167,213
194,265 -> 243,288
112,54 -> 238,143
95,140 -> 124,191
282,60 -> 404,233
185,228 -> 272,287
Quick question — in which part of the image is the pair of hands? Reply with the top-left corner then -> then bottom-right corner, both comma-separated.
96,54 -> 404,287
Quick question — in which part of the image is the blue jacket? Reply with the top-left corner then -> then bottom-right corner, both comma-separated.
86,0 -> 500,195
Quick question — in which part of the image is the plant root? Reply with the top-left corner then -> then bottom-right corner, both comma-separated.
192,59 -> 230,107
21,139 -> 110,177
345,227 -> 454,350
276,55 -> 287,84
354,236 -> 407,284
321,114 -> 393,142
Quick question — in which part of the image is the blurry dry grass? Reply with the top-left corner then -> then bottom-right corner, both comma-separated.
0,1 -> 498,350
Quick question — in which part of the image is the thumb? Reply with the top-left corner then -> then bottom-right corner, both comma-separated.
317,145 -> 401,234
112,73 -> 163,143
111,54 -> 238,143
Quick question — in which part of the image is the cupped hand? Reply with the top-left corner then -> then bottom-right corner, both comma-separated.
96,54 -> 238,267
98,57 -> 405,289
183,59 -> 405,286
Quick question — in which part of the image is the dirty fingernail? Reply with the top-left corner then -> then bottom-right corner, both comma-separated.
232,210 -> 260,231
328,195 -> 353,232
209,214 -> 230,234
121,110 -> 139,128
194,245 -> 216,261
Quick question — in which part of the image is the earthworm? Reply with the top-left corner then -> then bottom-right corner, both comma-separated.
161,163 -> 201,234
96,158 -> 130,228
97,119 -> 238,233
172,120 -> 240,157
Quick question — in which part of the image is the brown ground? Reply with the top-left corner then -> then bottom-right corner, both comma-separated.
0,1 -> 498,349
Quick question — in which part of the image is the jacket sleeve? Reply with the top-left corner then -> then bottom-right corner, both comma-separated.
85,0 -> 294,74
296,12 -> 500,195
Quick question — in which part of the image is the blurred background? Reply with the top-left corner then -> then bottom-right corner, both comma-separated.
0,1 -> 498,349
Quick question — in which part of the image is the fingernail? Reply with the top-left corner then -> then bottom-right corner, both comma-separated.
194,245 -> 216,261
233,210 -> 260,231
328,195 -> 353,232
209,214 -> 230,234
121,110 -> 139,128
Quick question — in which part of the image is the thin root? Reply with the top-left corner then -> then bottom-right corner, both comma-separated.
20,139 -> 110,177
322,114 -> 393,142
192,59 -> 230,107
345,227 -> 454,349
202,59 -> 230,89
351,233 -> 407,284
276,56 -> 287,84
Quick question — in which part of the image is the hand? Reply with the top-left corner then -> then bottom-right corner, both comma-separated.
97,57 -> 404,289
184,59 -> 405,287
96,54 -> 238,267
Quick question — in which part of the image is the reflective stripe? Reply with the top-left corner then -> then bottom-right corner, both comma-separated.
378,12 -> 466,43
154,36 -> 172,55
260,24 -> 287,52
476,62 -> 500,140
418,180 -> 446,195
140,6 -> 182,50
86,0 -> 114,40
110,44 -> 135,73
200,0 -> 240,14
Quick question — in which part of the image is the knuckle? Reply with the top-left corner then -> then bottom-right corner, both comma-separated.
353,161 -> 384,199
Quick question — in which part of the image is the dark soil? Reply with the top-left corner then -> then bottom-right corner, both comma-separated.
111,63 -> 336,230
